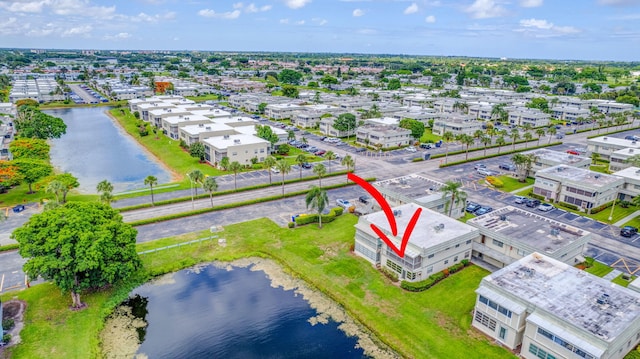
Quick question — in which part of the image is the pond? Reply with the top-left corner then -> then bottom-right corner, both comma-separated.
101,259 -> 396,359
46,107 -> 171,193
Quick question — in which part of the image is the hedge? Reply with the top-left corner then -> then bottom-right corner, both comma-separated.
557,201 -> 579,211
439,142 -> 562,168
118,170 -> 350,212
380,267 -> 399,282
528,192 -> 545,201
486,176 -> 504,188
590,200 -> 615,214
587,126 -> 640,139
400,259 -> 471,292
431,138 -> 548,161
0,243 -> 19,253
294,206 -> 344,226
127,178 -> 376,227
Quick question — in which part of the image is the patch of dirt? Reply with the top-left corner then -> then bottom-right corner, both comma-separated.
1,299 -> 27,357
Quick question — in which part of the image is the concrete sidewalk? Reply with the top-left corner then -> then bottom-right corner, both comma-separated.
613,210 -> 640,227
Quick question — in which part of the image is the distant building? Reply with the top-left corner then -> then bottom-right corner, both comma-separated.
524,148 -> 591,176
588,136 -> 640,160
473,252 -> 640,359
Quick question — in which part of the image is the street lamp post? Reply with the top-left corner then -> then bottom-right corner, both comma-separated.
608,192 -> 618,222
187,173 -> 195,209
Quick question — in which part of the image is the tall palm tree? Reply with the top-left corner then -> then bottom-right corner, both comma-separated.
313,163 -> 327,188
523,131 -> 533,148
535,128 -> 546,146
144,175 -> 158,206
473,130 -> 485,148
491,103 -> 508,123
46,180 -> 65,204
341,155 -> 355,182
275,159 -> 291,196
495,136 -> 506,154
229,161 -> 242,190
295,153 -> 307,179
481,135 -> 491,156
459,134 -> 474,160
187,169 -> 204,196
510,129 -> 520,151
305,185 -> 329,228
263,155 -> 277,184
96,179 -> 114,205
324,151 -> 336,173
442,131 -> 455,164
440,181 -> 467,217
591,152 -> 601,166
546,125 -> 557,144
203,176 -> 218,208
511,153 -> 537,182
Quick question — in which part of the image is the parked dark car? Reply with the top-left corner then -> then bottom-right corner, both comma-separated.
355,147 -> 367,153
12,204 -> 25,213
620,226 -> 638,237
301,162 -> 313,169
359,196 -> 370,204
474,206 -> 493,216
499,163 -> 516,171
466,202 -> 481,213
526,199 -> 541,208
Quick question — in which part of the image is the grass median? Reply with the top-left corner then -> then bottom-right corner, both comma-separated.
1,215 -> 514,359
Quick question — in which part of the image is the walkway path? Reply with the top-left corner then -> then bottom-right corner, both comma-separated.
613,210 -> 640,227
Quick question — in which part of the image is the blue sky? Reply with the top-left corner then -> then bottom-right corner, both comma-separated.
0,0 -> 639,61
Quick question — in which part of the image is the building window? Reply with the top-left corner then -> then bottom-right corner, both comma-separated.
455,244 -> 460,248
499,327 -> 506,340
386,259 -> 402,274
492,239 -> 504,248
444,259 -> 449,265
529,344 -> 556,359
354,243 -> 376,262
536,327 -> 593,359
464,251 -> 470,258
427,253 -> 434,259
474,311 -> 496,331
466,240 -> 471,244
454,256 -> 458,262
427,266 -> 433,274
517,249 -> 526,256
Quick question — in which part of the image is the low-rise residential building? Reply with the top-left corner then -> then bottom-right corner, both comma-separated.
588,136 -> 640,160
612,167 -> 640,201
524,148 -> 591,176
533,165 -> 623,211
161,114 -> 213,140
264,103 -> 304,120
202,134 -> 270,167
551,105 -> 590,122
609,148 -> 640,172
318,116 -> 356,138
356,124 -> 412,149
432,116 -> 483,136
507,108 -> 551,127
178,123 -> 236,147
467,206 -> 591,269
473,253 -> 640,359
354,202 -> 479,282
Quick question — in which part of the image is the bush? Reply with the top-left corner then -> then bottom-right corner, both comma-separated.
448,262 -> 465,273
332,206 -> 344,216
401,278 -> 436,292
2,319 -> 15,330
529,192 -> 544,201
486,176 -> 504,188
294,207 -> 344,226
411,157 -> 424,162
590,201 -> 614,214
558,202 -> 579,210
380,267 -> 399,282
287,222 -> 295,228
461,259 -> 470,266
2,334 -> 11,344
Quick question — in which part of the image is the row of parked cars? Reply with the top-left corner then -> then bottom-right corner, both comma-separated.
466,201 -> 493,216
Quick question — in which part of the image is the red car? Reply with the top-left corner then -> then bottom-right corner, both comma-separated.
566,150 -> 579,155
314,150 -> 326,156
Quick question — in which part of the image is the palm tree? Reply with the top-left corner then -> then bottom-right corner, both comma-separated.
459,134 -> 474,160
324,151 -> 336,173
535,128 -> 546,146
313,163 -> 327,187
187,169 -> 204,196
511,153 -> 537,182
263,155 -> 277,184
440,181 -> 467,217
275,159 -> 291,196
491,103 -> 508,123
46,180 -> 65,204
203,176 -> 218,208
144,175 -> 158,206
523,131 -> 533,148
546,125 -> 557,144
305,185 -> 329,228
229,161 -> 242,190
295,153 -> 307,179
473,129 -> 485,148
481,135 -> 491,156
591,152 -> 601,166
495,136 -> 506,154
341,155 -> 355,181
442,131 -> 455,164
96,179 -> 114,205
510,129 -> 520,151
287,130 -> 295,141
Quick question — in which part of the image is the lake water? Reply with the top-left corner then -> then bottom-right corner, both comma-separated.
46,107 -> 171,193
106,261 -> 370,358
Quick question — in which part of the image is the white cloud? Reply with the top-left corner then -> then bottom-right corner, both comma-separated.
279,18 -> 289,24
519,0 -> 543,7
198,9 -> 241,19
233,2 -> 244,9
425,15 -> 436,23
357,28 -> 377,35
243,3 -> 272,13
352,8 -> 364,16
284,0 -> 311,9
104,32 -> 131,40
404,3 -> 419,15
0,0 -> 48,13
50,0 -> 116,18
130,11 -> 176,23
295,20 -> 305,25
465,0 -> 508,19
61,24 -> 92,37
517,18 -> 580,37
312,17 -> 328,25
0,17 -> 27,35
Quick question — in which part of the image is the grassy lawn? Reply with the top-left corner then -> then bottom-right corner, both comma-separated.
2,215 -> 514,359
590,204 -> 637,224
420,128 -> 442,143
585,260 -> 615,277
185,94 -> 222,102
497,176 -> 534,193
612,274 -> 636,288
623,215 -> 640,229
460,211 -> 476,223
590,165 -> 610,174
0,183 -> 97,207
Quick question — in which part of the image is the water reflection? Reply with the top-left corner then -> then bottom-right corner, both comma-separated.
46,107 -> 171,193
104,262 -> 369,359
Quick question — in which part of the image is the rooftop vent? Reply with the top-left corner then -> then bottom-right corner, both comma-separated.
205,127 -> 211,130
433,223 -> 445,232
550,228 -> 560,236
393,209 -> 403,217
630,149 -> 635,153
597,293 -> 610,305
234,139 -> 240,144
499,214 -> 507,221
603,137 -> 608,141
223,135 -> 229,139
594,174 -> 601,179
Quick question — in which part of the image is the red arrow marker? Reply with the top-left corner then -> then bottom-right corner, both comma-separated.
348,173 -> 423,258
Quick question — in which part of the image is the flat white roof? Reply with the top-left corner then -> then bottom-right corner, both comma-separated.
180,123 -> 233,135
163,114 -> 211,125
589,136 -> 640,149
202,134 -> 269,149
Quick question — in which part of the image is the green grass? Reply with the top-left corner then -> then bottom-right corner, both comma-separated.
185,94 -> 222,102
419,128 -> 442,143
590,204 -> 637,224
460,211 -> 476,223
2,215 -> 515,359
496,176 -> 534,193
612,274 -> 636,288
590,165 -> 610,174
623,215 -> 640,229
585,261 -> 615,277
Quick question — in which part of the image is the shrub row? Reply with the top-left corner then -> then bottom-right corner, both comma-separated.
0,243 -> 19,253
294,206 -> 344,226
127,179 -> 375,227
400,259 -> 470,292
587,126 -> 640,139
528,192 -> 545,201
431,138 -> 545,160
118,170 -> 350,212
557,201 -> 579,211
486,176 -> 504,188
439,142 -> 561,168
590,200 -> 615,214
380,267 -> 399,282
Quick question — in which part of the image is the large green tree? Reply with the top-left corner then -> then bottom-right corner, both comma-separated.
14,159 -> 52,193
255,124 -> 279,148
13,202 -> 141,309
189,142 -> 206,162
8,138 -> 50,160
399,118 -> 425,140
15,106 -> 67,139
440,181 -> 467,217
332,113 -> 356,138
278,69 -> 303,85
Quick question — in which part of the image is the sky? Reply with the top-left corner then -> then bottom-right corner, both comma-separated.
0,0 -> 639,61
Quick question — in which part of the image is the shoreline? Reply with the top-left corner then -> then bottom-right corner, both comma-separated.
104,109 -> 182,183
